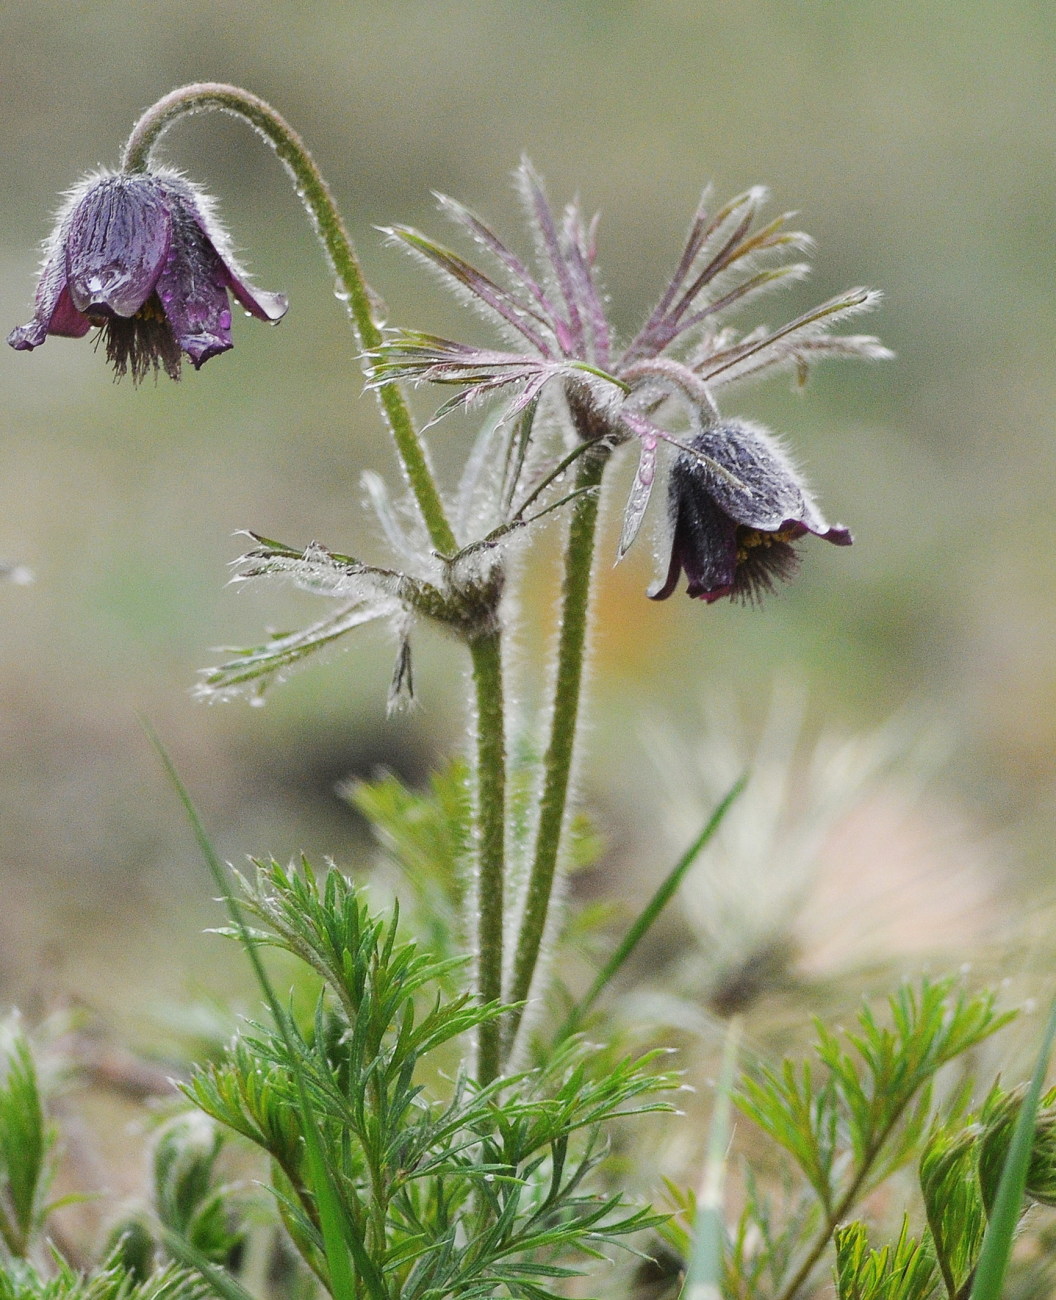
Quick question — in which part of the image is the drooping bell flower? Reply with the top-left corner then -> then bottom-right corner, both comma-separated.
8,169 -> 287,380
648,420 -> 852,604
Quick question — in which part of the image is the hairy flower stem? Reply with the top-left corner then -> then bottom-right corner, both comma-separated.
470,630 -> 507,1084
121,83 -> 457,556
124,87 -> 508,1082
506,436 -> 610,1052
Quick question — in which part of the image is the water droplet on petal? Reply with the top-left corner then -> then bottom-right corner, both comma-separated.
219,309 -> 232,329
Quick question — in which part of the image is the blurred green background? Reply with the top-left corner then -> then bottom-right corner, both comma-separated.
1,0 -> 1054,1039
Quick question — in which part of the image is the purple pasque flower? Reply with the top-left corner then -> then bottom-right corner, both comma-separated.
371,162 -> 888,592
648,420 -> 852,604
8,168 -> 287,380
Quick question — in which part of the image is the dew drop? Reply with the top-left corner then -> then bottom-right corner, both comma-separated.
333,277 -> 350,302
249,694 -> 266,709
219,309 -> 232,329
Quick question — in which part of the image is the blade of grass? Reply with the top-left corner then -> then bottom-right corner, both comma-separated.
0,1031 -> 48,1256
557,775 -> 745,1042
144,721 -> 382,1300
970,993 -> 1056,1300
682,1017 -> 742,1300
162,1231 -> 260,1300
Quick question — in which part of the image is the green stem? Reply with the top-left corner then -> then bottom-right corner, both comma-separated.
121,82 -> 457,556
470,629 -> 507,1085
507,437 -> 610,1049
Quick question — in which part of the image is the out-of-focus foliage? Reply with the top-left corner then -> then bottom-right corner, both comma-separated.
0,1259 -> 212,1300
654,982 -> 1056,1300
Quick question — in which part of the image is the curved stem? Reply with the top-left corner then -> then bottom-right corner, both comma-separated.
469,629 -> 507,1085
506,437 -> 610,1049
128,86 -> 509,1089
122,83 -> 457,556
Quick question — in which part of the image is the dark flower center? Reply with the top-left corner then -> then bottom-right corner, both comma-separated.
734,525 -> 800,564
92,294 -> 182,383
731,525 -> 802,603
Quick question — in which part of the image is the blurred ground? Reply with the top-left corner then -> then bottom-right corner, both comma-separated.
1,1 -> 1055,1037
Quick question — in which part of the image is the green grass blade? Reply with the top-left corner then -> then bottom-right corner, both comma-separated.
0,1031 -> 49,1255
970,993 -> 1056,1300
558,775 -> 745,1042
682,1017 -> 742,1300
145,723 -> 379,1300
162,1231 -> 260,1300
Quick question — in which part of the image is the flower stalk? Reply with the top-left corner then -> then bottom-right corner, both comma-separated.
470,630 -> 507,1083
126,85 -> 506,1079
123,82 -> 458,557
507,435 -> 611,1051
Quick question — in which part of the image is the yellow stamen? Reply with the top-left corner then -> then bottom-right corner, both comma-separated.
134,297 -> 164,322
735,526 -> 797,564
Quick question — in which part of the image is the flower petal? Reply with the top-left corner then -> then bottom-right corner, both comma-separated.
675,493 -> 739,600
689,421 -> 817,533
45,284 -> 93,338
649,489 -> 738,601
155,170 -> 288,325
223,268 -> 288,323
64,175 -> 172,318
7,249 -> 89,349
155,207 -> 234,368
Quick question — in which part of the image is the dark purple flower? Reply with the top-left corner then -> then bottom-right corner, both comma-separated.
8,169 -> 287,381
649,420 -> 852,604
